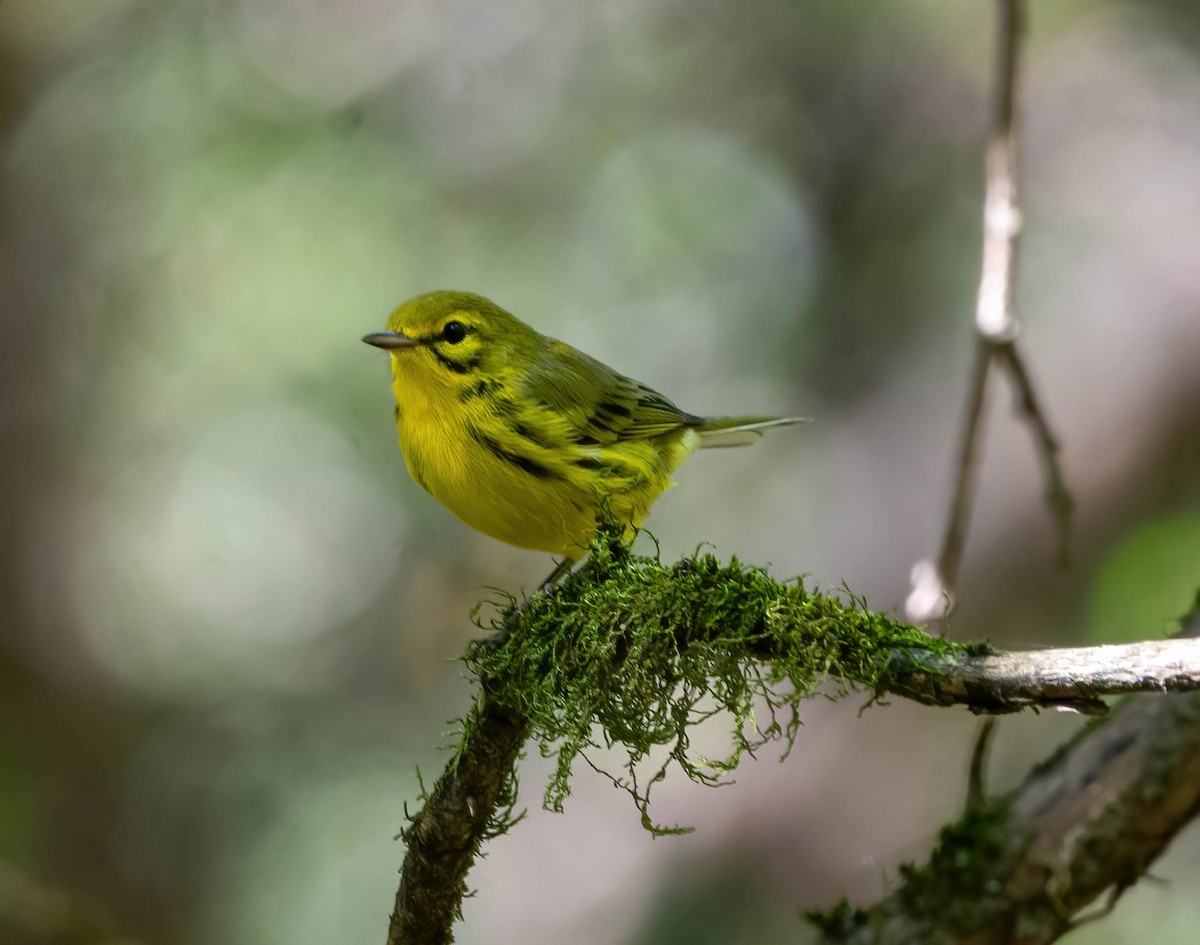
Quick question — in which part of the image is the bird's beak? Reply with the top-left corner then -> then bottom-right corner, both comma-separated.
362,331 -> 418,350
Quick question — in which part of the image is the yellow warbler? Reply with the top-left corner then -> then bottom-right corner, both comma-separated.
364,291 -> 802,568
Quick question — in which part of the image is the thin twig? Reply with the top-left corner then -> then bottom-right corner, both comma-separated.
907,0 -> 1073,623
965,718 -> 998,811
976,0 -> 1022,344
883,637 -> 1200,715
995,343 -> 1074,566
935,341 -> 994,597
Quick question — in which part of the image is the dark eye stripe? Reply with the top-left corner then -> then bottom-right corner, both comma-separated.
429,347 -> 470,374
428,345 -> 482,375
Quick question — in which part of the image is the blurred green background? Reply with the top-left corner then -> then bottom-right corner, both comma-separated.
2,1 -> 1199,943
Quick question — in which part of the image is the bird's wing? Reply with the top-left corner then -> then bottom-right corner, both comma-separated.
522,340 -> 700,446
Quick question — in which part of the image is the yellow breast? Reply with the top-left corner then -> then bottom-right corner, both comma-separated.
390,364 -> 698,557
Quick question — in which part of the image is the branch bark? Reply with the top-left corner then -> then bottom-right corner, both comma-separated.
815,599 -> 1200,945
386,688 -> 529,945
883,637 -> 1200,715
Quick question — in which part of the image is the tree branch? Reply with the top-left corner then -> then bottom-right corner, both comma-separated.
884,637 -> 1200,715
813,688 -> 1200,945
385,543 -> 1200,944
813,596 -> 1200,945
386,675 -> 529,945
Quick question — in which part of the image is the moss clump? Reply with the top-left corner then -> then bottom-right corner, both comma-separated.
894,800 -> 1017,936
804,899 -> 870,941
804,801 -> 1016,943
465,533 -> 977,834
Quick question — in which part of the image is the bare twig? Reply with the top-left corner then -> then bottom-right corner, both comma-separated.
907,0 -> 1073,623
883,637 -> 1200,715
995,343 -> 1074,566
965,718 -> 998,810
976,0 -> 1022,344
932,341 -> 995,603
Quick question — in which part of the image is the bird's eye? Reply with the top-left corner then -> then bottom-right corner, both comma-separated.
441,321 -> 468,345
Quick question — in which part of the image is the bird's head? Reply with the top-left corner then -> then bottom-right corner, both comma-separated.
363,291 -> 540,394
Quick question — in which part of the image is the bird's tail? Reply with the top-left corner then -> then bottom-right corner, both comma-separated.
694,416 -> 809,449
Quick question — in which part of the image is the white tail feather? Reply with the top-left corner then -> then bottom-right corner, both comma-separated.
697,417 -> 809,449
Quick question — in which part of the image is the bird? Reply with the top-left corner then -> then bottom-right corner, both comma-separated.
363,290 -> 803,581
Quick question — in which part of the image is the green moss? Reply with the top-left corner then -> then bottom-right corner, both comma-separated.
804,801 -> 1017,943
464,530 -> 976,834
895,800 -> 1015,934
804,899 -> 870,940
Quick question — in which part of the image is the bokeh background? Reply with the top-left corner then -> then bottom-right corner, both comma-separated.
3,1 -> 1200,943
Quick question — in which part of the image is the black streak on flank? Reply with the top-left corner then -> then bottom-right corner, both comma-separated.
469,428 -> 561,480
511,420 -> 554,450
459,379 -> 497,402
490,398 -> 519,420
573,455 -> 636,481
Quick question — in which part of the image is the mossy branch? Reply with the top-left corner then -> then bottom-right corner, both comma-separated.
387,688 -> 527,945
466,538 -> 978,837
385,540 -> 1200,944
